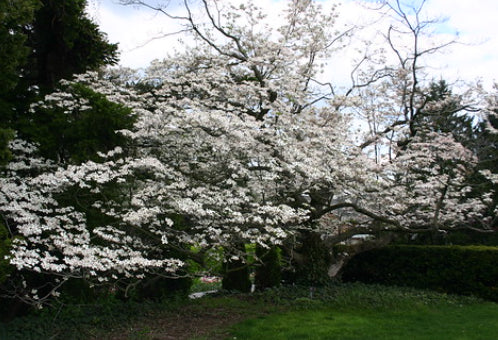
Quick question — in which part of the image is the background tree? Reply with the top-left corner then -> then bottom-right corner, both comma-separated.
31,79 -> 135,164
411,80 -> 476,147
469,86 -> 498,233
21,0 -> 118,93
0,0 -> 40,317
0,0 -> 40,164
13,0 -> 121,164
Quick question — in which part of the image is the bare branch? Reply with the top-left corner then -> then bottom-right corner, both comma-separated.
118,0 -> 190,21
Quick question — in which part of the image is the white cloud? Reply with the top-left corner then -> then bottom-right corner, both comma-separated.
421,0 -> 497,87
88,0 -> 190,68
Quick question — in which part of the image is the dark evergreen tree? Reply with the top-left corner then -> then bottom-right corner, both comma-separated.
0,0 -> 39,100
11,0 -> 120,160
13,0 -> 127,165
476,112 -> 498,174
413,80 -> 476,146
473,110 -> 498,230
22,0 -> 119,93
32,82 -> 135,164
1,0 -> 121,163
0,0 -> 40,163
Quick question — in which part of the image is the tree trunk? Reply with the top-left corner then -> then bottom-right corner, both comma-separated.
294,231 -> 332,286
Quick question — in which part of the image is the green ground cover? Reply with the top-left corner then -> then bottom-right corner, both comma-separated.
1,283 -> 497,339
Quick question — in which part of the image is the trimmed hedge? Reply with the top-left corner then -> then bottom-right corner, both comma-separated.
341,245 -> 498,302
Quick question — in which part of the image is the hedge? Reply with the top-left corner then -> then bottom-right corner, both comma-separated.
341,245 -> 498,302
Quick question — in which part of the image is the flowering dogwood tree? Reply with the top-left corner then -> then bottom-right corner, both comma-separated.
1,0 -> 496,303
350,0 -> 496,234
0,69 -> 356,301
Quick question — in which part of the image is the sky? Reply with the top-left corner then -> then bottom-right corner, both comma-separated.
86,0 -> 498,90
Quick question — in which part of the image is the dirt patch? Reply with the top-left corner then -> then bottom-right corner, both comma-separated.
140,309 -> 246,339
102,297 -> 275,340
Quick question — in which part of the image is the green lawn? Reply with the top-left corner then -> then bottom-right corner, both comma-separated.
229,303 -> 498,340
229,285 -> 498,340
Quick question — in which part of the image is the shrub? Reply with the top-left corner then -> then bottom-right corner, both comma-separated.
222,243 -> 252,293
222,258 -> 252,293
59,278 -> 109,304
341,245 -> 498,302
0,222 -> 12,285
0,223 -> 21,321
254,245 -> 281,290
123,275 -> 193,302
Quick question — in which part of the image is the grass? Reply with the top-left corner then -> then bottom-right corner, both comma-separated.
1,283 -> 497,339
229,302 -> 498,339
229,284 -> 498,340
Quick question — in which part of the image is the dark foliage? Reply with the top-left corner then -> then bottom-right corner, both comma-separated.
254,245 -> 281,290
291,231 -> 332,286
29,83 -> 135,164
22,0 -> 118,92
123,275 -> 193,302
222,259 -> 252,293
341,245 -> 498,301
